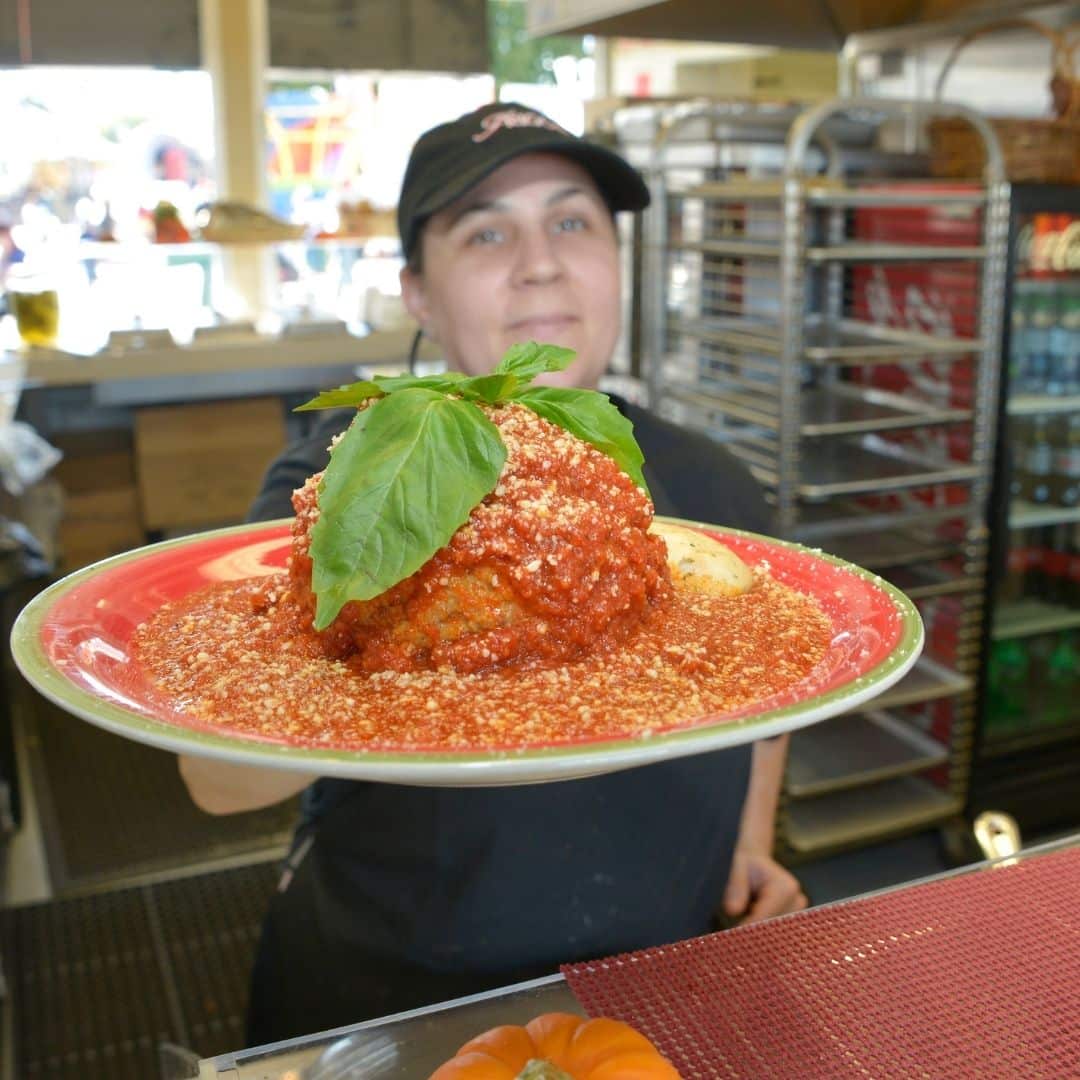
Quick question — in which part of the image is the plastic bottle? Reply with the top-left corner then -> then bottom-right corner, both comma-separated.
1051,412 -> 1080,507
1023,292 -> 1055,394
1067,523 -> 1080,606
985,638 -> 1029,733
1008,282 -> 1030,392
1044,630 -> 1078,726
1008,416 -> 1030,501
999,526 -> 1028,604
1020,413 -> 1054,504
1041,523 -> 1070,604
1051,294 -> 1080,395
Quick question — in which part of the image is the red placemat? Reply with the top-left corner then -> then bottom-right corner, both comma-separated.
562,846 -> 1080,1078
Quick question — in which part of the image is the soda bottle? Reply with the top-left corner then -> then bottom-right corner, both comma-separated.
1051,412 -> 1080,507
999,526 -> 1028,603
1025,631 -> 1056,728
985,638 -> 1029,733
1008,282 -> 1031,392
1044,630 -> 1079,726
1008,416 -> 1030,500
1020,413 -> 1054,504
1029,213 -> 1055,277
1028,524 -> 1056,599
1042,522 -> 1070,604
1067,523 -> 1080,606
1023,292 -> 1056,393
1051,293 -> 1080,395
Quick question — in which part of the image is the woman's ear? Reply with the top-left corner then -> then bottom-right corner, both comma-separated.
399,266 -> 429,328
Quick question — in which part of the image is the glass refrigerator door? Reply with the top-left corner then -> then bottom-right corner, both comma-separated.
985,201 -> 1080,753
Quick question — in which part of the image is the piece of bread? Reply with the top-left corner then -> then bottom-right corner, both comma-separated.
651,520 -> 754,597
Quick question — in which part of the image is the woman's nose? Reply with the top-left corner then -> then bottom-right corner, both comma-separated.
512,226 -> 562,285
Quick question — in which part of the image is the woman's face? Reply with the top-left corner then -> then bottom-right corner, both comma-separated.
400,153 -> 622,389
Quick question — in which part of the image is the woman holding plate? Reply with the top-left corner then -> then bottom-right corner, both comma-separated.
178,103 -> 807,1046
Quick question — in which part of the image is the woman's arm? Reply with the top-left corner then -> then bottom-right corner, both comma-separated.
178,755 -> 316,815
721,735 -> 807,924
176,414 -> 349,816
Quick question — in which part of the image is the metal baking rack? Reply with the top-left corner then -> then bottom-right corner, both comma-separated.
617,98 -> 1010,860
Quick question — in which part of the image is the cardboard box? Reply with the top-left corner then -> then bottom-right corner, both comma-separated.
52,428 -> 136,494
134,397 -> 287,530
58,486 -> 145,573
674,50 -> 838,102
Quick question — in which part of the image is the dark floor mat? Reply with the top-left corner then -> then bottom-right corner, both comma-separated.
19,676 -> 298,894
0,861 -> 278,1079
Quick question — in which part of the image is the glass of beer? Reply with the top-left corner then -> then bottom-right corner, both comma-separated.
7,268 -> 60,347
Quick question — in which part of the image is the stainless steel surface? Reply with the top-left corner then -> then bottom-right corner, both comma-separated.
821,527 -> 967,571
664,382 -> 970,435
1007,391 -> 1080,416
526,0 -> 1053,48
880,562 -> 985,601
671,238 -> 988,261
871,657 -> 974,710
793,500 -> 975,541
1008,501 -> 1080,529
672,313 -> 982,361
787,710 -> 950,798
992,599 -> 1080,641
839,1 -> 1073,59
731,437 -> 981,498
784,775 -> 963,854
978,716 -> 1080,758
198,975 -> 578,1080
680,179 -> 989,207
802,319 -> 983,361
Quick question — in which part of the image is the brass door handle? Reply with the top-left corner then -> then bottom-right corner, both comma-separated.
973,810 -> 1021,863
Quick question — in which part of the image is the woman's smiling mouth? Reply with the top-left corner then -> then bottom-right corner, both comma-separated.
507,314 -> 578,338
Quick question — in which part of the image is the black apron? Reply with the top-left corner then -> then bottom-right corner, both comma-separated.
246,746 -> 751,1045
244,393 -> 769,1046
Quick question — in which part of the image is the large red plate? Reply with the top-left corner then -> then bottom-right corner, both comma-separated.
10,518 -> 922,786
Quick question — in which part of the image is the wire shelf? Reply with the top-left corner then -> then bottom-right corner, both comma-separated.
629,96 -> 1007,855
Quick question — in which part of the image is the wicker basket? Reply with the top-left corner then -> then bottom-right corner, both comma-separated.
928,17 -> 1080,183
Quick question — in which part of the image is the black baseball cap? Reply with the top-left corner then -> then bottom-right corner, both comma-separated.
397,102 -> 651,261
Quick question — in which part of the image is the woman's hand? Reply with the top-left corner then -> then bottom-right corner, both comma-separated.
178,755 -> 316,815
721,848 -> 808,925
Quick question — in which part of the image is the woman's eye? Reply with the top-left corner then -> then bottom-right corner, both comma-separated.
468,227 -> 502,246
553,216 -> 587,234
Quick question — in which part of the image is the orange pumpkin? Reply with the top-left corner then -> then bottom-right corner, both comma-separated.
428,1012 -> 681,1080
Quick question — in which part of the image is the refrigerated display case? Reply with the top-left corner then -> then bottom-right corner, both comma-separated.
614,97 -> 1010,860
972,183 -> 1080,835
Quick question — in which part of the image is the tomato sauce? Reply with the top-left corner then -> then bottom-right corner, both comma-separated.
133,573 -> 832,751
287,405 -> 671,675
133,404 -> 833,751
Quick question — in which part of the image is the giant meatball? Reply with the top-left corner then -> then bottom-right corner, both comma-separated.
287,403 -> 672,674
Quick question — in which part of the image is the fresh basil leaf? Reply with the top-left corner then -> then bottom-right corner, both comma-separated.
296,371 -> 468,412
309,388 -> 505,628
457,372 -> 521,404
295,380 -> 384,412
494,341 -> 576,382
509,386 -> 648,493
372,371 -> 468,394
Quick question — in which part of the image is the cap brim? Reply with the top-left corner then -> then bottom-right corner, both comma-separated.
407,131 -> 650,254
